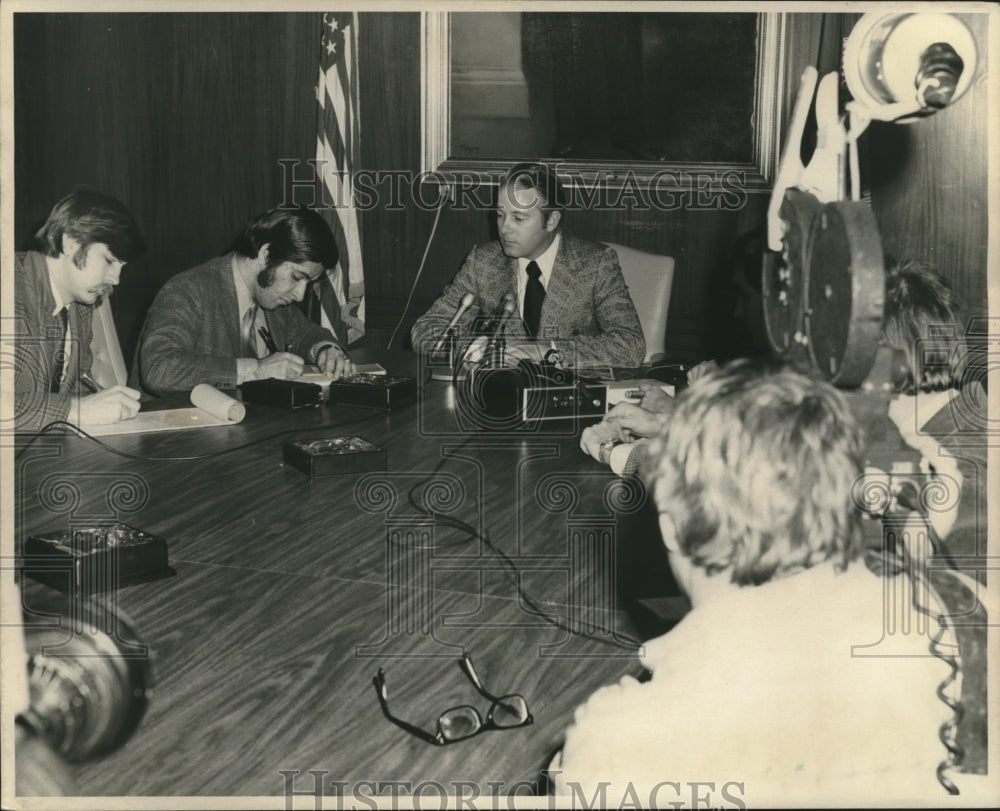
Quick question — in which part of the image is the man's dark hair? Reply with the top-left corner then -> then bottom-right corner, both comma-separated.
883,258 -> 967,394
500,162 -> 566,217
33,188 -> 145,264
232,207 -> 339,288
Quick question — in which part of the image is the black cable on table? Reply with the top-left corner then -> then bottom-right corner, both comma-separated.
404,433 -> 643,652
13,405 -> 385,463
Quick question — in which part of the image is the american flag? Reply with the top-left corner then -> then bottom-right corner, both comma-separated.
314,11 -> 365,345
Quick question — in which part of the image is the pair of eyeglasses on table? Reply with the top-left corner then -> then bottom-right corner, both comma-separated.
373,653 -> 532,745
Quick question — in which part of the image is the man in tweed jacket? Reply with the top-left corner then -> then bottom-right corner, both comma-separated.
14,189 -> 145,431
135,207 -> 354,396
410,163 -> 644,368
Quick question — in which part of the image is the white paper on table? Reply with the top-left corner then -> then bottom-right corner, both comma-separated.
87,384 -> 245,436
299,362 -> 386,389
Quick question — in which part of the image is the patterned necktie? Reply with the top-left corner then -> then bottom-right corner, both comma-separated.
523,261 -> 545,338
241,305 -> 259,359
51,307 -> 68,393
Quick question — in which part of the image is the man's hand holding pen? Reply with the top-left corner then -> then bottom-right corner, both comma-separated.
255,326 -> 356,381
255,325 -> 305,380
256,351 -> 305,380
75,373 -> 142,426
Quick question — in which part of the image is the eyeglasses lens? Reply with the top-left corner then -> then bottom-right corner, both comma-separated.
439,707 -> 482,741
491,695 -> 529,727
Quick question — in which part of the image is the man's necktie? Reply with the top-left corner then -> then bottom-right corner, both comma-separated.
51,308 -> 68,393
523,261 -> 545,338
241,305 -> 259,359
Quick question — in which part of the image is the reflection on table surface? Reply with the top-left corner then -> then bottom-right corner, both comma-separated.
13,348 -> 680,797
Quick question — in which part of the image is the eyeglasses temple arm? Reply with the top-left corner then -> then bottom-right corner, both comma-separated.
372,672 -> 443,746
460,654 -> 505,704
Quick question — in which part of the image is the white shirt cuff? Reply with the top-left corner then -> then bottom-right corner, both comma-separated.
609,441 -> 644,477
236,358 -> 259,385
310,340 -> 341,364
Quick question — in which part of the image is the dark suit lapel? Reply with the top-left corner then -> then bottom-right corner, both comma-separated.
492,252 -> 518,310
501,254 -> 525,336
29,251 -> 76,391
480,250 -> 522,334
217,254 -> 245,354
540,234 -> 577,336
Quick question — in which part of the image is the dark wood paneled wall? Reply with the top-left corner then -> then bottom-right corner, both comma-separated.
22,12 -> 984,370
14,13 -> 318,366
866,12 -> 990,317
14,11 -> 767,369
357,13 -> 766,362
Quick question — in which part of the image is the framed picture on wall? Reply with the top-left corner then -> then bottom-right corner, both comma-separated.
422,11 -> 786,191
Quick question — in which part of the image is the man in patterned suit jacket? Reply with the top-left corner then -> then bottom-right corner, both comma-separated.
410,163 -> 645,368
14,189 -> 145,431
135,207 -> 355,396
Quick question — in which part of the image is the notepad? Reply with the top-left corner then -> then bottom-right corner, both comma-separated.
300,362 -> 387,386
87,384 -> 246,436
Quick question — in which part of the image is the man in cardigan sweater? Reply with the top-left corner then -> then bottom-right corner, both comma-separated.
135,207 -> 355,396
13,189 -> 145,431
410,163 -> 644,368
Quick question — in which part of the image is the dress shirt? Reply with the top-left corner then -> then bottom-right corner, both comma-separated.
609,439 -> 646,478
515,233 -> 561,322
232,260 -> 266,383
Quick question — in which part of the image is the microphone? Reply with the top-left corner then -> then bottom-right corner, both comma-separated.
489,292 -> 518,341
485,292 -> 518,367
431,292 -> 476,354
498,291 -> 517,320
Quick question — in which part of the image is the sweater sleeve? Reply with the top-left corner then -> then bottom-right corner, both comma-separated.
137,279 -> 240,395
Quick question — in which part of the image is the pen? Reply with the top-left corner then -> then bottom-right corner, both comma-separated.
80,372 -> 104,394
80,372 -> 103,393
258,325 -> 279,354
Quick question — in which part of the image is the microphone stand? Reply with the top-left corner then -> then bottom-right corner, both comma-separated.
483,297 -> 516,369
490,325 -> 507,368
429,326 -> 459,381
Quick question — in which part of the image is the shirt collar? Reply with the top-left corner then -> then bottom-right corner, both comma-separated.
517,231 -> 561,286
231,254 -> 257,317
47,262 -> 66,317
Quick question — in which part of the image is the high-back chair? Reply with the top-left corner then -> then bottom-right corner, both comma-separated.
89,298 -> 128,388
605,242 -> 675,363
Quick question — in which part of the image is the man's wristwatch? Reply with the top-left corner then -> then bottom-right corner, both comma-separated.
312,342 -> 341,363
599,439 -> 621,466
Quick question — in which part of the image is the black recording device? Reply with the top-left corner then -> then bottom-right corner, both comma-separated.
326,373 -> 418,409
22,523 -> 175,595
458,357 -> 606,431
283,435 -> 387,477
241,378 -> 323,409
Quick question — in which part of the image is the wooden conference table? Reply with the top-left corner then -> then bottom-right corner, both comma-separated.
14,350 -> 681,799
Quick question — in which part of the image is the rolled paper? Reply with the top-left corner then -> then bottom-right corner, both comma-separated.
190,384 -> 245,423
